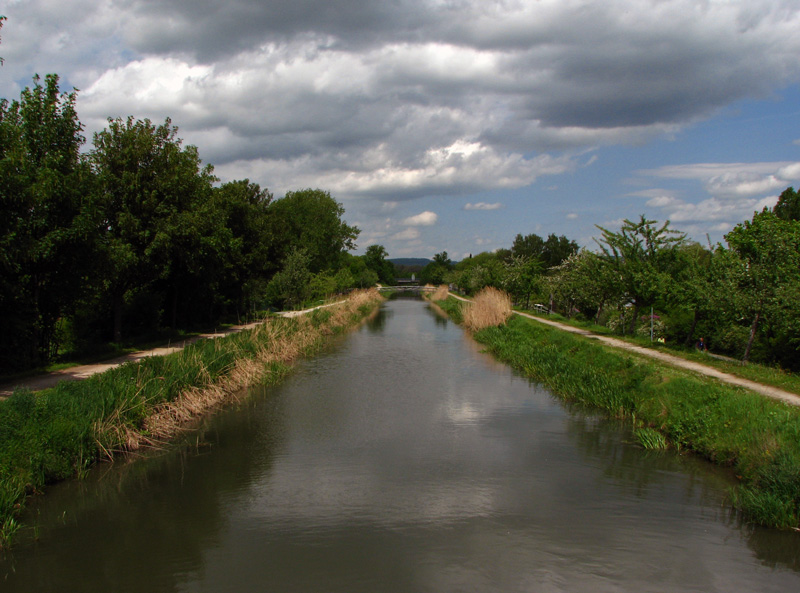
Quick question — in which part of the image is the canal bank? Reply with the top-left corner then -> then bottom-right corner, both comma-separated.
0,289 -> 384,546
432,292 -> 800,531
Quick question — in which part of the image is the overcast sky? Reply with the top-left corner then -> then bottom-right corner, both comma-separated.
3,0 -> 800,259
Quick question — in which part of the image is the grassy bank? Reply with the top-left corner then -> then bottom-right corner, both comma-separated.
435,295 -> 800,530
516,308 -> 800,397
0,289 -> 384,546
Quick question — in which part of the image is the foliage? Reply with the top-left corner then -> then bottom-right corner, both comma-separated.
0,75 -> 95,370
595,216 -> 686,334
268,188 -> 359,272
363,244 -> 395,285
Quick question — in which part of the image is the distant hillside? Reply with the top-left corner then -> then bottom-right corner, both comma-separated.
389,258 -> 431,268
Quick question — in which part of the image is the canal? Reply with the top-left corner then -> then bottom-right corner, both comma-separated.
2,297 -> 799,591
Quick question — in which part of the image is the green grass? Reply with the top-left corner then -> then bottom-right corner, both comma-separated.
434,296 -> 800,530
514,307 -> 800,396
0,291 -> 384,548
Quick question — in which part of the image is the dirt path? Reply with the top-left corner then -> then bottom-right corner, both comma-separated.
449,294 -> 800,407
0,303 -> 346,398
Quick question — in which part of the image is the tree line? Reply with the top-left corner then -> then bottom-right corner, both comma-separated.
0,75 -> 392,373
419,191 -> 800,371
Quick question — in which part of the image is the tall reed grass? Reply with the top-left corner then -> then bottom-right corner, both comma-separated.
462,287 -> 513,332
0,289 -> 383,547
470,315 -> 800,530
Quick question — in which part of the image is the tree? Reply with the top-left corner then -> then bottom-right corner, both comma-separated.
268,189 -> 359,273
547,249 -> 619,322
266,247 -> 312,309
90,117 -> 217,341
420,251 -> 453,285
503,255 -> 541,309
724,209 -> 800,363
364,244 -> 395,285
210,179 -> 275,316
595,216 -> 686,334
0,74 -> 95,369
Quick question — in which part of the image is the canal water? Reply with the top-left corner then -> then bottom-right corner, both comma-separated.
2,297 -> 799,592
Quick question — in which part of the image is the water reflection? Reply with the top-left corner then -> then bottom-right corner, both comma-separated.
1,298 -> 798,592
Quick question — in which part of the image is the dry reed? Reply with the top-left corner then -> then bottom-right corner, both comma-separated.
462,287 -> 513,332
431,284 -> 449,301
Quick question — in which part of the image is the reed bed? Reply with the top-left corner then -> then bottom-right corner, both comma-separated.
0,289 -> 383,546
462,287 -> 513,332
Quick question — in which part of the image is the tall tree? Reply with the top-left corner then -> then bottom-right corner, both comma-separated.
90,117 -> 217,341
0,74 -> 95,369
268,189 -> 359,273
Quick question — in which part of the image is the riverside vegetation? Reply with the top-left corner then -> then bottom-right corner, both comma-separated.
431,288 -> 800,531
0,289 -> 384,547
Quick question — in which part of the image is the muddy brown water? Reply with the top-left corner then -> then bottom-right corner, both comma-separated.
2,297 -> 799,592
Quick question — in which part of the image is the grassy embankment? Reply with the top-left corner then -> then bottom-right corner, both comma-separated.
517,308 -> 800,396
431,288 -> 800,530
0,289 -> 384,546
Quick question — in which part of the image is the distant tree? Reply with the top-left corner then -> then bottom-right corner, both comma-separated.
421,251 -> 453,285
364,244 -> 395,285
511,232 -> 577,269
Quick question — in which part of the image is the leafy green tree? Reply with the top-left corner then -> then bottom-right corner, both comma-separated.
503,255 -> 541,308
0,74 -> 95,369
547,249 -> 619,322
511,233 -> 578,269
420,251 -> 453,285
90,117 -> 217,341
268,189 -> 359,273
453,251 -> 505,295
724,209 -> 800,362
210,179 -> 275,315
364,244 -> 395,285
266,247 -> 312,309
595,216 -> 686,334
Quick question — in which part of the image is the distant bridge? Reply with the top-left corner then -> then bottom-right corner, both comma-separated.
377,285 -> 437,292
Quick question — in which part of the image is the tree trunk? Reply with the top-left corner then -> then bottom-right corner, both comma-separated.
743,310 -> 761,363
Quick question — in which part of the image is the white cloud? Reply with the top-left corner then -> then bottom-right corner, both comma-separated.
566,213 -> 578,220
464,202 -> 503,211
392,228 -> 421,241
403,211 -> 438,226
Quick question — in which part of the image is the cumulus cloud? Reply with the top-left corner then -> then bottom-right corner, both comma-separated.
403,211 -> 438,226
464,202 -> 503,211
4,0 -> 800,254
3,0 -> 799,205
